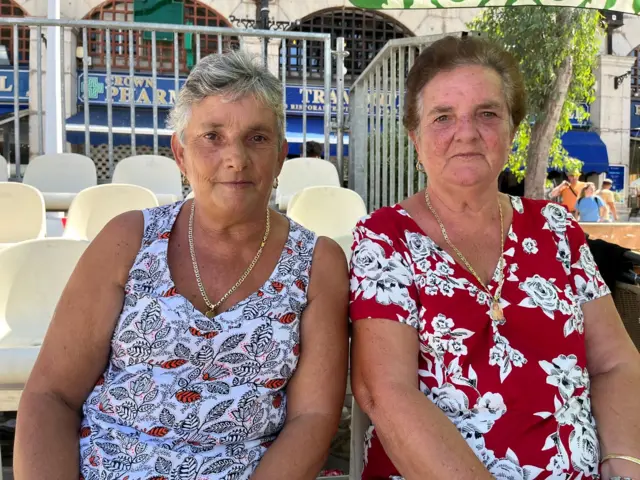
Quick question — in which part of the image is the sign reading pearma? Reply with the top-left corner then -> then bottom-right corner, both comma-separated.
348,0 -> 640,14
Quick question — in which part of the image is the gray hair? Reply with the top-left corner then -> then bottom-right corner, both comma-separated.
167,50 -> 285,148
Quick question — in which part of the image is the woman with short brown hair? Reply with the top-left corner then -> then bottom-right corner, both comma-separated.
350,35 -> 640,480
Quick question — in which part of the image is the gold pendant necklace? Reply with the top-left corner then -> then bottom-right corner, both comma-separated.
425,191 -> 506,325
188,200 -> 270,318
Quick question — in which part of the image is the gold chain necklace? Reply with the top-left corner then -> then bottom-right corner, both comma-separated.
188,200 -> 270,318
424,191 -> 506,325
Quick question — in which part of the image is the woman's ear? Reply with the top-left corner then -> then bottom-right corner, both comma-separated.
171,133 -> 187,177
409,130 -> 420,157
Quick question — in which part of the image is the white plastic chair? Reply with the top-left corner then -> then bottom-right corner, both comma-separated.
0,182 -> 46,250
287,186 -> 367,238
0,238 -> 88,389
0,154 -> 8,182
113,155 -> 183,206
64,184 -> 159,241
276,158 -> 340,211
332,233 -> 354,263
22,153 -> 97,211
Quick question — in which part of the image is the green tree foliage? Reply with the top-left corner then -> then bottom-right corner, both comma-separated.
468,7 -> 602,198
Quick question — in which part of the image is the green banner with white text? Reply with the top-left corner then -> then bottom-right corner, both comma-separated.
348,0 -> 639,14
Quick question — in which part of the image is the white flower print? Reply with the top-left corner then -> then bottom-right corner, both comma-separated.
573,244 -> 598,277
363,424 -> 375,467
477,291 -> 491,306
574,275 -> 599,306
488,334 -> 527,382
432,314 -> 454,334
555,237 -> 571,275
448,337 -> 468,356
351,238 -> 387,279
508,227 -> 518,243
353,224 -> 393,247
539,354 -> 585,400
518,275 -> 560,319
423,315 -> 473,361
435,261 -> 454,276
522,238 -> 539,255
486,449 -> 544,479
351,239 -> 418,326
405,231 -> 442,271
536,354 -> 599,478
511,196 -> 524,214
569,422 -> 599,476
429,384 -> 469,418
541,203 -> 570,235
546,451 -> 570,477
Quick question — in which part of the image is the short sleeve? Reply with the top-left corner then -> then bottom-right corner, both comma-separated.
565,215 -> 611,305
349,212 -> 420,330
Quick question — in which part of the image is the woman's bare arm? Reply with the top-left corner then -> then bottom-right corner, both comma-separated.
251,238 -> 349,480
14,212 -> 143,480
584,295 -> 640,478
351,319 -> 492,480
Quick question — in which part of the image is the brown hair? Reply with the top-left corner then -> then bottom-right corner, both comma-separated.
403,35 -> 527,134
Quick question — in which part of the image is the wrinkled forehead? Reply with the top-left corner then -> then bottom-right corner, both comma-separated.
420,65 -> 508,112
187,93 -> 278,132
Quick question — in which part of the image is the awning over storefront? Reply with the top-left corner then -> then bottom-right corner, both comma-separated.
561,130 -> 609,174
66,108 -> 172,147
66,107 -> 350,157
285,116 -> 348,157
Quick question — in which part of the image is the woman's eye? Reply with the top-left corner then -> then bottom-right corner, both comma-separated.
481,111 -> 498,118
204,133 -> 218,141
252,135 -> 267,143
435,115 -> 449,123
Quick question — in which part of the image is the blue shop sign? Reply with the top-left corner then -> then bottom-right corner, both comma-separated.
607,165 -> 625,192
0,68 -> 29,103
569,103 -> 590,127
78,71 -> 352,114
632,100 -> 640,131
77,72 -> 186,108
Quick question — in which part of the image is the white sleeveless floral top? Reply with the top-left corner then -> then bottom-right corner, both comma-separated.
79,201 -> 318,480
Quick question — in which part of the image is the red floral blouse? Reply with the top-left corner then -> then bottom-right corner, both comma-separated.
349,196 -> 610,480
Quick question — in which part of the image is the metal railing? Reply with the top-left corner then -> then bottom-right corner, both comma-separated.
0,17 -> 346,180
348,32 -> 478,210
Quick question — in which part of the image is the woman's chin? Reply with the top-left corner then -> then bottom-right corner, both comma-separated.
445,169 -> 494,188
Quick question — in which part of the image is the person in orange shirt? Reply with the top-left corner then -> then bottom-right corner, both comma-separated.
550,169 -> 586,214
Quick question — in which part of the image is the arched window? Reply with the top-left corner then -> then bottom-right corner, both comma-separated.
0,0 -> 29,65
631,45 -> 639,98
81,0 -> 235,74
283,8 -> 413,84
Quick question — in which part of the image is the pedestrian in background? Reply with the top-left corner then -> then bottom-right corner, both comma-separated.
597,178 -> 618,222
550,168 -> 586,215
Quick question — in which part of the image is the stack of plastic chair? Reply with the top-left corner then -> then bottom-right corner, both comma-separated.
64,184 -> 159,241
275,158 -> 340,211
113,155 -> 184,206
287,186 -> 367,238
22,153 -> 97,211
0,182 -> 46,250
0,239 -> 89,414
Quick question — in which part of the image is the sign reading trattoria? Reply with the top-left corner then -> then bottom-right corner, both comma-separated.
347,0 -> 640,14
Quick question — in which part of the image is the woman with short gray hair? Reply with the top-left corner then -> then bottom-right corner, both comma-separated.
15,50 -> 349,479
